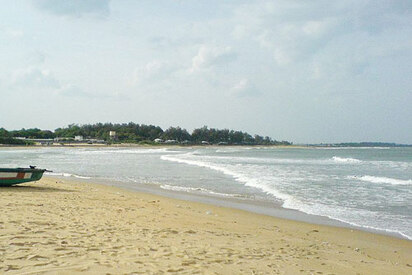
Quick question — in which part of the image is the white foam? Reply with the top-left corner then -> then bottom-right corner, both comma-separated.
175,154 -> 368,166
286,200 -> 412,240
184,154 -> 326,165
160,184 -> 242,197
160,154 -> 295,205
332,156 -> 362,163
45,172 -> 91,179
349,175 -> 412,186
215,149 -> 244,153
161,154 -> 244,182
315,147 -> 391,150
188,154 -> 410,171
73,148 -> 180,155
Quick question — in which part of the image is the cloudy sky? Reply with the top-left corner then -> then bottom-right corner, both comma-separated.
1,0 -> 411,143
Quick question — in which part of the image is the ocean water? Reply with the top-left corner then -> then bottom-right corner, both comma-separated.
0,146 -> 411,239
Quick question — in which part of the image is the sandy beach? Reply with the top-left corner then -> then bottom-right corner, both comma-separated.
1,177 -> 411,274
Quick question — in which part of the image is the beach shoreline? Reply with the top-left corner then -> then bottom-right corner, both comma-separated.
1,177 -> 411,274
79,175 -> 408,240
2,145 -> 410,241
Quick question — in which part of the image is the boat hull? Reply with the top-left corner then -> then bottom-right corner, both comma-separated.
0,168 -> 46,186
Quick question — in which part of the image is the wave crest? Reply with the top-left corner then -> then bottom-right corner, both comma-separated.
160,184 -> 244,198
45,172 -> 91,179
349,175 -> 412,185
332,156 -> 362,163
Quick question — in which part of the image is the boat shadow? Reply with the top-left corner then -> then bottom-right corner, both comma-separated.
0,184 -> 74,193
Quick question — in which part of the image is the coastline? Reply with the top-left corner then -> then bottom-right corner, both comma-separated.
91,176 -> 402,239
0,143 -> 307,149
2,142 -> 410,149
1,177 -> 411,274
1,145 -> 410,241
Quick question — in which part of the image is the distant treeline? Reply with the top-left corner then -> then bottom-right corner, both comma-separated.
0,123 -> 292,145
0,128 -> 33,145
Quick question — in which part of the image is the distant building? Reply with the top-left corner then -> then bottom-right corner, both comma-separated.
109,131 -> 117,140
74,135 -> 84,141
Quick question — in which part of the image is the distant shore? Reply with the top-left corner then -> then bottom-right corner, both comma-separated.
0,143 -> 307,148
1,142 -> 410,149
1,177 -> 411,274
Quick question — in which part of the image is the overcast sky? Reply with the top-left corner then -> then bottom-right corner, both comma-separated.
1,0 -> 411,143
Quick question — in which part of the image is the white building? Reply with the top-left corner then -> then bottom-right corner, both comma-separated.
109,131 -> 117,140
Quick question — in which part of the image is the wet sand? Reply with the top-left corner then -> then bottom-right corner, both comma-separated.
1,177 -> 411,274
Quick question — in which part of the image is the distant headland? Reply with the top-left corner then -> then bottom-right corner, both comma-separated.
0,123 -> 291,146
307,142 -> 412,148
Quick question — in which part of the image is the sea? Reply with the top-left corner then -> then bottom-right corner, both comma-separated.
1,146 -> 411,240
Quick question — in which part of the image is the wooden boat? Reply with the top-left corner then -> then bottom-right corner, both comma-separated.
0,166 -> 48,186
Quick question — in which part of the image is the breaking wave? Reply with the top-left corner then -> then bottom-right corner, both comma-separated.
160,184 -> 244,198
72,148 -> 180,155
160,154 -> 297,207
332,156 -> 362,163
161,152 -> 412,240
45,172 -> 91,179
349,175 -> 412,186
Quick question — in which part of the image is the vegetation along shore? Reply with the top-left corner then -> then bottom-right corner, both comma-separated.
0,123 -> 291,146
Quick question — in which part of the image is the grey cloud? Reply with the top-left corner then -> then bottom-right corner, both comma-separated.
131,60 -> 183,87
229,79 -> 261,98
190,45 -> 237,72
213,52 -> 237,65
236,0 -> 411,62
235,0 -> 412,87
13,67 -> 60,89
34,0 -> 110,17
